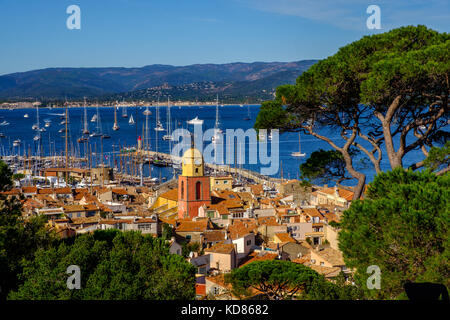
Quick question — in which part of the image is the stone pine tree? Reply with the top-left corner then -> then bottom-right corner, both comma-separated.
255,25 -> 449,199
337,168 -> 449,299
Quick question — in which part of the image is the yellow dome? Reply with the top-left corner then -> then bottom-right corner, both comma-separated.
182,148 -> 204,176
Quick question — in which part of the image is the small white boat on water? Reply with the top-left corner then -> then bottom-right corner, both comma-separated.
291,133 -> 306,157
129,114 -> 135,125
13,139 -> 21,147
187,116 -> 203,125
143,108 -> 152,116
24,114 -> 29,118
91,114 -> 97,122
154,122 -> 165,131
258,131 -> 267,141
0,121 -> 10,126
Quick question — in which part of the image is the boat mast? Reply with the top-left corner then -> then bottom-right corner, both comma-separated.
96,106 -> 101,134
65,103 -> 69,182
113,102 -> 119,130
298,133 -> 301,154
167,97 -> 171,136
215,94 -> 219,128
83,97 -> 89,134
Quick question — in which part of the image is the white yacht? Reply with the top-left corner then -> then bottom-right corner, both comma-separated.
24,113 -> 29,118
187,116 -> 203,125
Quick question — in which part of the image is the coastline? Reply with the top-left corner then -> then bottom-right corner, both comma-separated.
0,103 -> 261,109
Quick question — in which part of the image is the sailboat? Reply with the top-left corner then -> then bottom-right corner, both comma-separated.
291,133 -> 306,157
113,104 -> 120,131
154,100 -> 165,131
143,106 -> 152,116
33,105 -> 41,141
122,104 -> 128,118
90,106 -> 103,137
212,95 -> 222,143
163,98 -> 172,140
32,105 -> 40,130
243,104 -> 251,121
129,114 -> 135,125
82,99 -> 90,134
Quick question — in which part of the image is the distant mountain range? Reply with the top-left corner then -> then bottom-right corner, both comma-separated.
0,60 -> 317,102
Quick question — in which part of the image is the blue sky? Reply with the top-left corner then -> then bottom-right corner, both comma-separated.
0,0 -> 448,75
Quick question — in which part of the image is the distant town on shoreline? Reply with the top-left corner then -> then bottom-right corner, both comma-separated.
0,101 -> 261,109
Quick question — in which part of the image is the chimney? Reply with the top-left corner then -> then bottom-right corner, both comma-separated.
334,186 -> 339,197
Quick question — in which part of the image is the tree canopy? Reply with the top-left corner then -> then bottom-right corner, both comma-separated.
0,160 -> 57,300
300,148 -> 359,187
255,25 -> 449,199
424,141 -> 450,175
337,168 -> 449,299
225,259 -> 360,300
9,230 -> 196,300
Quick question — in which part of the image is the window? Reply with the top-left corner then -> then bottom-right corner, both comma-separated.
320,262 -> 324,266
246,240 -> 252,246
186,235 -> 191,241
196,181 -> 201,200
213,286 -> 220,295
181,181 -> 184,199
224,180 -> 228,184
195,168 -> 199,174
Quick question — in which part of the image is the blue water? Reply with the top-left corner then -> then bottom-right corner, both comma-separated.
0,105 -> 433,184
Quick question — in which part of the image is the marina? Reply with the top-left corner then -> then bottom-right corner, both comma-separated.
0,104 -> 430,185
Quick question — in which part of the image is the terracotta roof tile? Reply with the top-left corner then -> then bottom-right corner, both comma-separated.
204,242 -> 235,254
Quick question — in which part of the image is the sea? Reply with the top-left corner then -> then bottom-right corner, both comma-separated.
0,105 -> 432,185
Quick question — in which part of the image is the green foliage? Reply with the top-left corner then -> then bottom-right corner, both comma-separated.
424,141 -> 450,172
0,160 -> 13,191
12,173 -> 25,182
300,149 -> 358,186
227,259 -> 356,300
161,222 -> 174,240
255,25 -> 449,194
182,241 -> 201,258
338,168 -> 450,299
0,160 -> 57,300
9,230 -> 196,300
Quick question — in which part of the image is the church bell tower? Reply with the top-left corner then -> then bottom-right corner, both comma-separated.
178,148 -> 211,219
